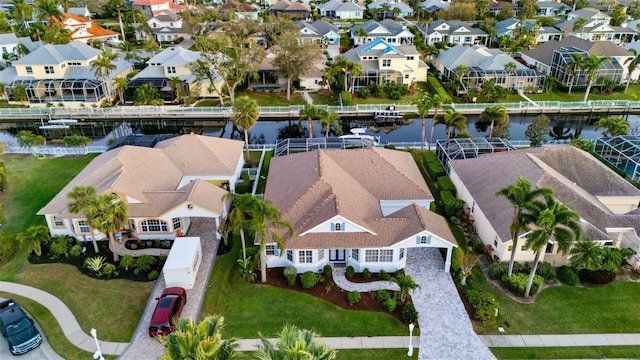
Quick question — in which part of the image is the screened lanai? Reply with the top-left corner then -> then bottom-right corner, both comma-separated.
594,136 -> 640,181
6,78 -> 106,103
550,46 -> 624,87
443,67 -> 545,92
436,137 -> 516,170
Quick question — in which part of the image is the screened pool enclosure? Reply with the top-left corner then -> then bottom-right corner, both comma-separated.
6,78 -> 107,103
594,136 -> 640,181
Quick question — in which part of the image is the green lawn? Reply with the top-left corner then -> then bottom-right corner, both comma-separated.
336,349 -> 417,359
236,92 -> 307,106
491,346 -> 640,359
200,238 -> 408,338
353,82 -> 428,105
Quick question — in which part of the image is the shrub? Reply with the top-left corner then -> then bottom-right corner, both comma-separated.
557,266 -> 579,286
440,190 -> 464,218
301,271 -> 321,289
49,236 -> 71,259
423,152 -> 446,179
363,268 -> 372,279
101,263 -> 119,278
402,303 -> 419,324
437,176 -> 457,194
469,239 -> 486,255
0,232 -> 19,262
383,297 -> 397,312
347,291 -> 361,305
70,244 -> 83,257
426,76 -> 453,103
377,289 -> 390,302
134,255 -> 157,275
488,262 -> 509,280
129,243 -> 137,250
358,87 -> 371,98
119,254 -> 135,271
501,273 -> 543,297
345,266 -> 355,278
323,264 -> 332,278
341,91 -> 352,106
464,288 -> 499,327
283,266 -> 297,286
324,281 -> 334,294
522,261 -> 556,280
158,253 -> 167,262
162,240 -> 171,248
147,270 -> 159,281
378,270 -> 389,280
451,247 -> 463,274
84,256 -> 106,273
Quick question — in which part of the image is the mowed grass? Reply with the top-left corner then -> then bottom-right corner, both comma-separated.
336,349 -> 418,359
236,92 -> 307,106
491,345 -> 640,359
201,239 -> 408,338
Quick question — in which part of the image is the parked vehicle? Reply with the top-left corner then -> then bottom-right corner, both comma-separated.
0,300 -> 42,355
148,287 -> 187,337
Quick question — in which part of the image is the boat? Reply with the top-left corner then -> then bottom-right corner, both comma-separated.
339,128 -> 380,147
373,109 -> 403,123
48,119 -> 78,125
39,124 -> 70,130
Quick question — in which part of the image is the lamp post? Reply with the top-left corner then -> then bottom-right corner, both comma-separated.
90,328 -> 105,360
407,323 -> 414,357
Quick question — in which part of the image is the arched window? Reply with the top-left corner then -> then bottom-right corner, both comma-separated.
335,223 -> 341,231
141,219 -> 168,232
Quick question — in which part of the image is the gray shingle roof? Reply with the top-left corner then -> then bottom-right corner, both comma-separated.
368,0 -> 413,12
297,20 -> 339,37
427,20 -> 488,37
15,41 -> 99,65
351,19 -> 411,37
437,44 -> 522,71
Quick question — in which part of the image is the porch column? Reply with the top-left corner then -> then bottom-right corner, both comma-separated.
215,216 -> 221,240
444,247 -> 452,273
615,232 -> 624,248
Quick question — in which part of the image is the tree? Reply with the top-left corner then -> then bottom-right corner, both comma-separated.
566,53 -> 584,94
427,94 -> 444,147
392,272 -> 420,303
143,38 -> 160,55
63,135 -> 91,147
91,48 -> 118,104
524,196 -> 581,297
442,2 -> 477,21
496,178 -> 552,277
594,116 -> 630,136
157,315 -> 239,360
255,324 -> 336,360
271,30 -> 323,101
597,76 -> 615,94
572,17 -> 587,33
504,62 -> 517,90
347,61 -> 362,93
569,239 -> 603,271
459,250 -> 477,286
168,77 -> 185,104
118,41 -> 140,62
113,77 -> 129,105
380,2 -> 391,19
15,130 -> 45,149
222,193 -> 257,263
12,0 -> 33,29
543,75 -> 559,94
17,225 -> 50,257
67,185 -> 99,252
106,0 -> 127,41
624,49 -> 640,93
42,23 -> 72,44
300,103 -> 320,138
454,64 -> 469,97
435,108 -> 467,139
414,95 -> 433,150
232,96 -> 259,158
319,110 -> 340,138
581,54 -> 607,102
525,114 -> 550,147
479,106 -> 508,138
84,192 -> 128,262
133,83 -> 163,105
36,0 -> 62,22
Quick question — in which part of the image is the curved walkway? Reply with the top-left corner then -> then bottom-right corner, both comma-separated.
331,267 -> 400,291
0,282 -> 128,355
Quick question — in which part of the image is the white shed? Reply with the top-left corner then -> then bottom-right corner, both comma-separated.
162,237 -> 202,290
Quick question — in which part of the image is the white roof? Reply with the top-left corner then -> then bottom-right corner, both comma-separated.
15,41 -> 99,65
147,46 -> 201,66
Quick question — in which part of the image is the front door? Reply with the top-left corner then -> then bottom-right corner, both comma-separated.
329,249 -> 345,262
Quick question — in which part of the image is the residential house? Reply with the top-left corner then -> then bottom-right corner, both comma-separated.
488,0 -> 514,15
317,0 -> 364,19
136,10 -> 190,43
420,0 -> 451,14
264,148 -> 457,273
249,48 -> 325,91
128,46 -> 224,101
495,18 -> 562,44
269,0 -> 311,19
64,6 -> 92,18
133,0 -> 185,17
38,134 -> 245,242
0,33 -> 40,58
342,37 -> 428,89
350,19 -> 414,46
434,44 -> 544,92
54,12 -> 120,43
557,8 -> 635,45
0,41 -> 132,105
219,0 -> 260,20
535,0 -> 570,16
422,20 -> 489,46
447,146 -> 640,267
297,20 -> 341,46
368,0 -> 413,18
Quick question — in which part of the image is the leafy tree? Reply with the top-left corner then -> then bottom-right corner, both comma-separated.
597,76 -> 615,94
459,250 -> 477,286
232,95 -> 259,157
319,110 -> 340,138
479,106 -> 508,138
435,108 -> 467,139
85,192 -> 128,261
113,77 -> 129,105
157,315 -> 239,360
441,1 -> 476,21
543,75 -> 559,94
594,117 -> 630,136
581,54 -> 607,102
133,83 -> 163,106
496,178 -> 552,276
271,29 -> 323,101
67,185 -> 99,252
143,38 -> 160,55
17,225 -> 50,256
91,48 -> 118,103
300,104 -> 320,138
12,0 -> 33,28
255,324 -> 336,360
454,64 -> 469,97
525,114 -> 550,147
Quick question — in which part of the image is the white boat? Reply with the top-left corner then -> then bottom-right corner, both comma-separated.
373,110 -> 403,122
48,119 -> 78,125
339,128 -> 380,147
39,124 -> 70,130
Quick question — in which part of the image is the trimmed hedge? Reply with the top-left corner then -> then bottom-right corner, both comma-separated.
440,190 -> 464,218
557,266 -> 579,286
341,91 -> 352,106
501,273 -> 543,297
422,152 -> 446,179
426,76 -> 453,104
437,176 -> 457,194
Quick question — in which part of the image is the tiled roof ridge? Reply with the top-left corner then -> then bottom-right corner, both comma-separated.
372,148 -> 428,197
287,180 -> 336,236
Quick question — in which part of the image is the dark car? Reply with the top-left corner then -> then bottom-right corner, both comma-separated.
148,287 -> 187,337
0,300 -> 42,355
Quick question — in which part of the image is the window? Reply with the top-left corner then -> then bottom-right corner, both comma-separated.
334,223 -> 341,231
44,66 -> 55,74
545,242 -> 554,253
399,248 -> 405,260
365,249 -> 379,262
507,245 -> 513,251
67,61 -> 81,66
380,249 -> 393,262
404,74 -> 409,79
464,36 -> 472,43
494,239 -> 498,247
317,249 -> 324,260
1,47 -> 6,54
53,216 -> 64,227
78,220 -> 90,233
382,59 -> 391,67
421,236 -> 430,244
167,66 -> 176,74
172,217 -> 181,230
61,64 -> 65,69
141,219 -> 168,232
287,250 -> 293,261
496,77 -> 506,84
26,66 -> 33,74
351,249 -> 359,260
521,245 -> 527,251
266,244 -> 275,256
406,56 -> 414,60
299,250 -> 313,263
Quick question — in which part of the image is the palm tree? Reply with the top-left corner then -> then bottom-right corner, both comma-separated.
427,94 -> 444,147
85,193 -> 129,262
67,185 -> 100,253
113,77 -> 129,105
504,62 -> 517,90
221,192 -> 256,263
414,95 -> 433,150
232,95 -> 259,158
479,105 -> 508,138
319,110 -> 340,138
168,77 -> 185,104
380,2 -> 391,19
348,61 -> 362,94
572,17 -> 587,34
255,324 -> 336,360
42,23 -> 72,44
624,49 -> 640,93
91,48 -> 118,104
133,83 -> 163,105
300,103 -> 320,138
17,225 -> 50,257
36,0 -> 63,22
581,54 -> 607,102
12,0 -> 33,29
454,65 -> 469,97
107,0 -> 127,41
594,116 -> 630,136
355,27 -> 367,44
524,196 -> 581,297
496,178 -> 552,276
392,272 -> 420,303
118,41 -> 140,62
157,315 -> 239,360
435,108 -> 467,139
569,239 -> 603,271
566,53 -> 584,94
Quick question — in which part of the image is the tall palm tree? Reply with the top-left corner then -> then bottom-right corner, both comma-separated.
347,61 -> 362,93
495,178 -> 552,276
300,103 -> 320,138
569,239 -> 603,271
504,62 -> 517,91
157,315 -> 239,360
12,0 -> 33,29
36,0 -> 63,22
67,185 -> 99,253
85,193 -> 129,262
319,110 -> 340,138
118,41 -> 140,62
435,108 -> 467,139
566,53 -> 584,94
91,48 -> 118,104
113,77 -> 129,105
107,0 -> 127,41
255,324 -> 336,360
168,77 -> 185,104
232,95 -> 259,158
221,192 -> 256,262
380,2 -> 391,19
581,54 -> 607,102
479,105 -> 508,138
414,95 -> 433,150
624,49 -> 640,93
427,94 -> 444,147
17,225 -> 50,257
524,196 -> 581,297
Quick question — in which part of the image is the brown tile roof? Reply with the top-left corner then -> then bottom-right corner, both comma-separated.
220,0 -> 258,12
59,13 -> 119,39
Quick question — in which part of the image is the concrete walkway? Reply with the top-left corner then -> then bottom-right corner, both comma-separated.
302,91 -> 313,104
332,266 -> 400,291
482,333 -> 640,347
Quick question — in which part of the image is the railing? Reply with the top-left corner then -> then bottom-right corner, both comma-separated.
6,145 -> 108,156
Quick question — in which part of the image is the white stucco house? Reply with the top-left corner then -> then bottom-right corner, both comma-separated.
38,134 -> 245,242
263,148 -> 457,274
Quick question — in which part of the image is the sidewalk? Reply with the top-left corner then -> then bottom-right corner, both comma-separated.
481,333 -> 640,347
